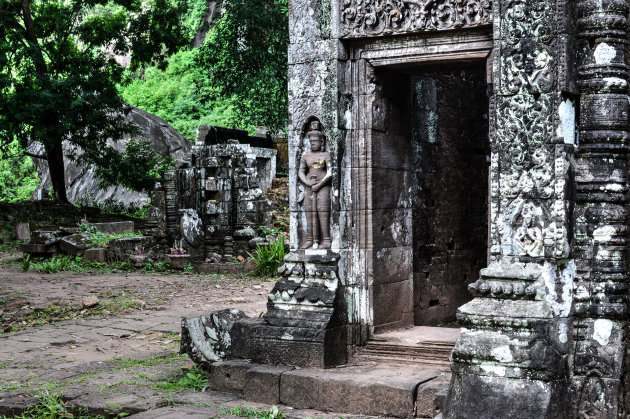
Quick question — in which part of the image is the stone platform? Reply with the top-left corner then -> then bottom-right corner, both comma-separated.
354,326 -> 460,367
209,359 -> 451,418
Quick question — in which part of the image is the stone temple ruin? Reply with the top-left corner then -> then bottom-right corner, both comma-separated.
182,1 -> 630,417
147,125 -> 277,265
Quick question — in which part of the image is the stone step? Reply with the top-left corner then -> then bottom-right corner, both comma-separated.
353,326 -> 460,367
209,359 -> 451,418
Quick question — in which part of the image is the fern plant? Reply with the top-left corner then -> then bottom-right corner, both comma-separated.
248,235 -> 286,277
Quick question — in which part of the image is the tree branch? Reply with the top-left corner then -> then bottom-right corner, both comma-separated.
20,0 -> 48,75
24,152 -> 47,160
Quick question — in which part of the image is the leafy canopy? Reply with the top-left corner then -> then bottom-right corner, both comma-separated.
196,0 -> 289,132
0,0 -> 189,198
120,49 -> 245,141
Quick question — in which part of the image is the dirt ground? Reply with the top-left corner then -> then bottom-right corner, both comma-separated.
0,250 -> 274,362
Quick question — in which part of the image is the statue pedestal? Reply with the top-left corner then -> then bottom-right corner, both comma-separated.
231,249 -> 347,368
181,250 -> 347,369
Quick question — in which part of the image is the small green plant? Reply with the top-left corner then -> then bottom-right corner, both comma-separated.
21,254 -> 31,271
152,365 -> 208,392
183,263 -> 195,273
31,255 -> 79,274
258,226 -> 282,237
4,391 -> 105,418
223,405 -> 285,419
248,235 -> 286,277
153,261 -> 170,272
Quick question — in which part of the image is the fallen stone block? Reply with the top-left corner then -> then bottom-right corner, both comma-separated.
30,230 -> 60,245
84,248 -> 106,263
106,236 -> 155,262
20,243 -> 60,257
279,366 -> 440,418
209,360 -> 252,395
180,309 -> 249,368
59,234 -> 93,256
15,223 -> 30,241
166,254 -> 191,270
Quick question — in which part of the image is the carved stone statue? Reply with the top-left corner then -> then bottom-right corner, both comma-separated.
298,119 -> 332,249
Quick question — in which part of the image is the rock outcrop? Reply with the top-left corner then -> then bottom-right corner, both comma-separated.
31,106 -> 192,206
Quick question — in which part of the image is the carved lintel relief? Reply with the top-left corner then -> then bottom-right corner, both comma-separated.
339,0 -> 492,38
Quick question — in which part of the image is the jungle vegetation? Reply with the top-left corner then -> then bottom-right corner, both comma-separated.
0,0 -> 289,203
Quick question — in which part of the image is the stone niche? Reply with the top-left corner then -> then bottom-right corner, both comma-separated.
147,125 -> 277,262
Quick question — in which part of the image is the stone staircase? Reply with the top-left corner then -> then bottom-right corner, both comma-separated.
352,326 -> 460,367
209,327 -> 457,418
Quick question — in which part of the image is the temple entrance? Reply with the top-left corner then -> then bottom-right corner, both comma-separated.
410,65 -> 490,326
369,61 -> 489,332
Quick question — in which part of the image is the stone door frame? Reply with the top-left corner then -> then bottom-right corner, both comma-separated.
341,29 -> 493,344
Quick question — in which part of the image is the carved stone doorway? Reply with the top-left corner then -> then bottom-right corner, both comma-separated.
367,61 -> 490,333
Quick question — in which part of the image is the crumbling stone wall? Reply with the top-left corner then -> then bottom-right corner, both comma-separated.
149,126 -> 276,261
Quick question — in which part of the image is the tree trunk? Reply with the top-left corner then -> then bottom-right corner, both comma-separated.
44,139 -> 69,203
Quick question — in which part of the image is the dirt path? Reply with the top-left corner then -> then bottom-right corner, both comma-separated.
0,255 -> 273,362
0,256 -> 347,418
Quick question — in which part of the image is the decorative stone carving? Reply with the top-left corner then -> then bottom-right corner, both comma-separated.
340,0 -> 492,38
298,118 -> 332,249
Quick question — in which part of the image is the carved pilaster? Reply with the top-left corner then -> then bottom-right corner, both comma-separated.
445,1 -> 577,417
571,1 -> 630,417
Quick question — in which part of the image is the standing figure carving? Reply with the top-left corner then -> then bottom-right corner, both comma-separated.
298,119 -> 332,249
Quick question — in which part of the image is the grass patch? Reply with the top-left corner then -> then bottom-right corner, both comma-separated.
221,405 -> 285,419
1,294 -> 143,333
0,391 -> 108,419
79,223 -> 142,247
152,365 -> 208,392
21,255 -> 133,274
0,240 -> 21,253
87,232 -> 141,247
112,353 -> 187,369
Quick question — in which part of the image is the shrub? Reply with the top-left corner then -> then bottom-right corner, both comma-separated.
248,235 -> 286,277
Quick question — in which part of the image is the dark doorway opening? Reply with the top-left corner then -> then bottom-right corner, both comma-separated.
369,61 -> 489,332
410,65 -> 489,326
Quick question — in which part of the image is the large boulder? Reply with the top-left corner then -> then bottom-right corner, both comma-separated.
31,106 -> 192,206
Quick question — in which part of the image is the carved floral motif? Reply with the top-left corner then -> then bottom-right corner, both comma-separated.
340,0 -> 492,38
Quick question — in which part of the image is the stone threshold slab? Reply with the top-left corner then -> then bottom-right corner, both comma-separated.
210,359 -> 449,418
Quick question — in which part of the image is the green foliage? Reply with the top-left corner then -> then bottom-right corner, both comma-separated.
1,391 -> 105,419
248,235 -> 286,277
0,0 -> 189,201
152,365 -> 208,392
120,49 -> 246,141
183,262 -> 195,273
196,0 -> 289,132
153,261 -> 170,272
93,139 -> 174,192
88,231 -> 141,247
21,254 -> 31,272
223,405 -> 285,419
0,141 -> 40,203
75,195 -> 149,218
258,226 -> 282,237
31,255 -> 82,274
24,255 -> 130,274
